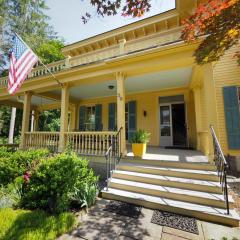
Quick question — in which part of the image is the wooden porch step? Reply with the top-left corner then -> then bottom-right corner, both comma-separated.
102,188 -> 240,227
109,178 -> 234,209
117,163 -> 219,181
113,170 -> 222,194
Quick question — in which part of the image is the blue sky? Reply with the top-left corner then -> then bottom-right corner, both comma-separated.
45,0 -> 175,44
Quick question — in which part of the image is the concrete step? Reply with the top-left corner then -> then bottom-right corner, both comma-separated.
113,170 -> 222,194
109,178 -> 234,209
117,163 -> 219,182
102,188 -> 240,227
122,157 -> 216,171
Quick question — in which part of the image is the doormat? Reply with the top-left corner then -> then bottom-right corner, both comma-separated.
151,210 -> 199,235
104,201 -> 142,219
165,146 -> 194,150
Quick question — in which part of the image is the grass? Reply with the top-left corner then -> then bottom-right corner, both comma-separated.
0,208 -> 76,240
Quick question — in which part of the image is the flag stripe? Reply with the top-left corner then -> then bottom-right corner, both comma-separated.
7,35 -> 38,95
16,51 -> 35,78
9,55 -> 38,94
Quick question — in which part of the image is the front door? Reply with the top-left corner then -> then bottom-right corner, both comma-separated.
160,104 -> 172,146
160,103 -> 187,147
172,103 -> 186,146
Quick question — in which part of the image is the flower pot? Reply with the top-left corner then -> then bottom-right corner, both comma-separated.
132,143 -> 146,158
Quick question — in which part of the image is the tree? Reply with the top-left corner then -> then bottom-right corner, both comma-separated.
82,0 -> 240,65
38,109 -> 60,132
0,0 -> 64,71
35,39 -> 65,64
81,0 -> 151,23
0,0 -> 64,141
181,0 -> 240,65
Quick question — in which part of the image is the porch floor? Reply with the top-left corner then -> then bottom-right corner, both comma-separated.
126,146 -> 209,163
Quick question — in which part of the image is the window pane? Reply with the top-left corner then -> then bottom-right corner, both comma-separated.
160,106 -> 170,125
161,126 -> 171,136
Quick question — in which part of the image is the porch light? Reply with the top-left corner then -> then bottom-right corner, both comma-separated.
108,85 -> 114,90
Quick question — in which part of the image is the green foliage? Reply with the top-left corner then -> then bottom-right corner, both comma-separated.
0,0 -> 65,72
35,40 -> 65,64
38,109 -> 61,132
0,106 -> 23,142
71,183 -> 98,209
0,149 -> 49,185
0,177 -> 23,208
0,146 -> 13,158
0,208 -> 75,240
130,129 -> 150,144
21,153 -> 98,213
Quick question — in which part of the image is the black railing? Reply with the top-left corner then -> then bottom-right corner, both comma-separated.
210,125 -> 229,214
105,127 -> 122,191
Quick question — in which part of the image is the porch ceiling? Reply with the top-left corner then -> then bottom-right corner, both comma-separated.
66,66 -> 192,100
4,66 -> 192,107
6,95 -> 56,108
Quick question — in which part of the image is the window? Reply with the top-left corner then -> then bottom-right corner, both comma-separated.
85,106 -> 95,131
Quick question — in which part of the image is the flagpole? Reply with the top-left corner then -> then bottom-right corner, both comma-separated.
15,33 -> 63,87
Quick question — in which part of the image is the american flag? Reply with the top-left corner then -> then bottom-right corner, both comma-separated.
8,35 -> 38,95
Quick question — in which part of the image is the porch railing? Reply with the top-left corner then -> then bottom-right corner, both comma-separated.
25,132 -> 60,152
24,131 -> 121,157
65,131 -> 119,156
105,127 -> 122,191
210,125 -> 229,214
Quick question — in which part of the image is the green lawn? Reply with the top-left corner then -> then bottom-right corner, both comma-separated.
0,208 -> 76,240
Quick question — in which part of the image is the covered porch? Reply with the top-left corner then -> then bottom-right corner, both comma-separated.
12,63 -> 216,161
0,40 -> 218,160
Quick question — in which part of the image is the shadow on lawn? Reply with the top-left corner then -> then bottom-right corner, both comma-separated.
2,209 -> 75,240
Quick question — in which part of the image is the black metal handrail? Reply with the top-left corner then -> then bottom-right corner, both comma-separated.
105,127 -> 122,191
210,125 -> 229,214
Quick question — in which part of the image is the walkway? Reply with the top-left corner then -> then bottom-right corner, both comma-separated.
58,199 -> 240,240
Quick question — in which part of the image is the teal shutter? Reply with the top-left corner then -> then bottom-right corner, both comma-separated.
108,103 -> 116,131
95,104 -> 102,131
79,106 -> 86,131
128,101 -> 137,141
223,86 -> 240,149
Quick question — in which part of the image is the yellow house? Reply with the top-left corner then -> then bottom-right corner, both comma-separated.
0,0 -> 240,226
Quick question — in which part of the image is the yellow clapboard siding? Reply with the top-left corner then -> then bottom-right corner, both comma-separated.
213,44 -> 240,156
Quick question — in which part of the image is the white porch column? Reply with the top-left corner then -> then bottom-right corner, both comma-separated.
8,107 -> 16,144
20,92 -> 32,149
58,84 -> 69,152
30,110 -> 34,132
116,72 -> 126,156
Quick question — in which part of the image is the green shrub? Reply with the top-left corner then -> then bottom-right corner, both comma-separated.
0,146 -> 13,158
71,182 -> 98,209
21,153 -> 98,213
130,129 -> 150,143
0,149 -> 49,185
0,177 -> 23,208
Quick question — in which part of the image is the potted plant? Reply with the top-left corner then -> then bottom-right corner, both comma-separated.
131,129 -> 150,158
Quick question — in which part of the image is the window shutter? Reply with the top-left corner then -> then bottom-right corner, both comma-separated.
223,86 -> 240,149
95,104 -> 102,131
108,103 -> 116,131
79,106 -> 86,131
128,101 -> 137,141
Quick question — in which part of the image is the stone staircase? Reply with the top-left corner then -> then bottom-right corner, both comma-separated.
102,157 -> 240,227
